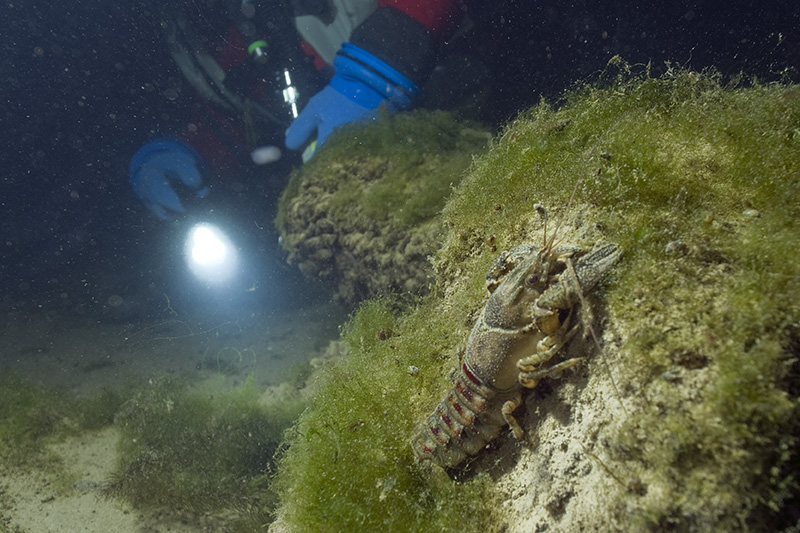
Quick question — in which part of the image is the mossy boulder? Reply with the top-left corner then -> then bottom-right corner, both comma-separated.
271,67 -> 800,532
276,110 -> 490,307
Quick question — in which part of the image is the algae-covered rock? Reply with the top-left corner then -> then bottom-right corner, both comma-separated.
271,68 -> 800,532
276,110 -> 490,306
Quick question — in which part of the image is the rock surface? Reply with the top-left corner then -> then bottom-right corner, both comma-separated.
276,111 -> 490,307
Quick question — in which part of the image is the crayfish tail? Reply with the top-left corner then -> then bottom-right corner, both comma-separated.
410,367 -> 505,469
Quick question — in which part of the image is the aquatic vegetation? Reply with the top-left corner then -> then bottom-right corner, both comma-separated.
272,66 -> 800,531
275,110 -> 490,306
0,372 -> 73,468
436,65 -> 800,530
0,368 -> 305,527
106,374 -> 304,518
272,298 -> 501,532
0,372 -> 126,467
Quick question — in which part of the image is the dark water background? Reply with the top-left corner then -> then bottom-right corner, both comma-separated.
1,0 -> 797,321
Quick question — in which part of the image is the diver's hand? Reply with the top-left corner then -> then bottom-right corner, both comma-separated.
129,138 -> 209,220
285,81 -> 382,152
285,43 -> 418,156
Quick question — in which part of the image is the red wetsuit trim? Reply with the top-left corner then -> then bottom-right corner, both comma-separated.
378,0 -> 460,37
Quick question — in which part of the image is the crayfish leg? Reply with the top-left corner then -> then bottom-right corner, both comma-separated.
519,356 -> 586,388
501,398 -> 524,439
518,312 -> 578,374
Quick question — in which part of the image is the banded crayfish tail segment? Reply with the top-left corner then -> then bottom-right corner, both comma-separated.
410,363 -> 506,469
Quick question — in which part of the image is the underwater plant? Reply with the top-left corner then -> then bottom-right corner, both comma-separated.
0,372 -> 126,467
106,374 -> 304,522
276,110 -> 490,306
0,372 -> 73,469
271,65 -> 800,531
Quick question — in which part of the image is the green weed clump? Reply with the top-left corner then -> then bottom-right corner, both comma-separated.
276,109 -> 489,232
273,66 -> 800,531
439,65 -> 800,529
272,298 -> 501,532
0,372 -> 126,467
0,372 -> 73,467
107,375 -> 304,517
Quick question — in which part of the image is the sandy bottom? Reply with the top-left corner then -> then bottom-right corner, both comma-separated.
0,299 -> 346,532
1,427 -> 211,533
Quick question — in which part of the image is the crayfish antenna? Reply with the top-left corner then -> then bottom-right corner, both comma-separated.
563,255 -> 628,416
534,203 -> 549,250
534,203 -> 561,259
535,176 -> 582,256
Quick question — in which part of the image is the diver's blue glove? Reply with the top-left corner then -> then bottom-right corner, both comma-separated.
285,43 -> 419,157
129,138 -> 209,220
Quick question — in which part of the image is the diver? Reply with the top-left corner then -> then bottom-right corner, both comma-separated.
129,0 -> 462,220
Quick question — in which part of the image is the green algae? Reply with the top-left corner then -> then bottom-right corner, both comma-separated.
0,372 -> 74,468
272,66 -> 800,531
272,298 -> 501,532
276,109 -> 489,234
0,370 -> 302,528
106,375 -> 304,518
274,109 -> 491,306
440,67 -> 800,529
0,372 -> 126,468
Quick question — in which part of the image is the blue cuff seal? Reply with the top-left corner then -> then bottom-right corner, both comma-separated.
333,43 -> 419,110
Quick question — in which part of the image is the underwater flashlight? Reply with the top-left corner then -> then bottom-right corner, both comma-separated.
185,223 -> 239,285
282,68 -> 299,118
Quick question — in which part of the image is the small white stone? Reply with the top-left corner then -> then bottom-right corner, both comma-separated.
743,208 -> 760,220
